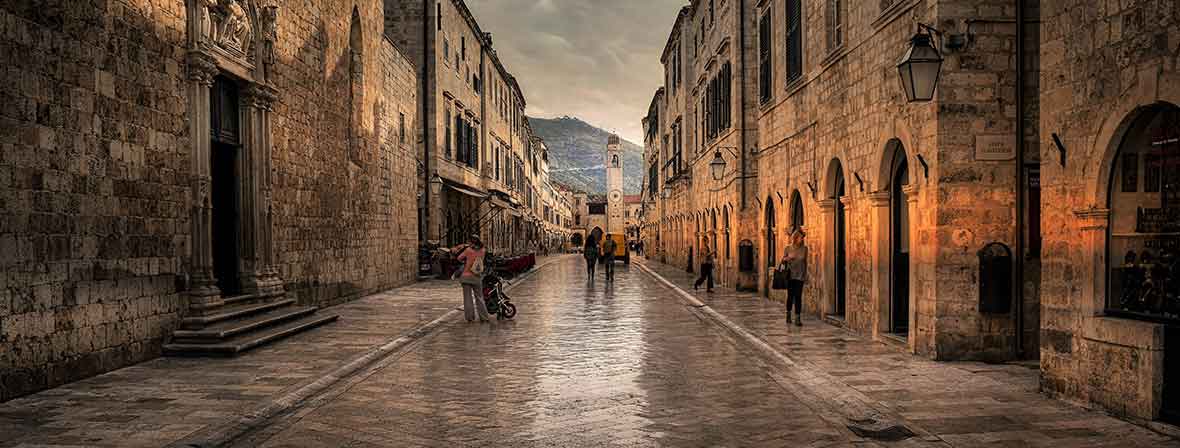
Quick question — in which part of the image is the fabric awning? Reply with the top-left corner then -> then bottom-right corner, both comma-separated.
444,181 -> 487,199
489,196 -> 513,210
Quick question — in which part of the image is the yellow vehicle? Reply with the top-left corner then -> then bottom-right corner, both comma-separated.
603,233 -> 630,264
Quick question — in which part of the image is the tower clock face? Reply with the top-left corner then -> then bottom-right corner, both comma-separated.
609,190 -> 622,203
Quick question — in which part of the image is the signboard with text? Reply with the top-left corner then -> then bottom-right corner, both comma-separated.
975,135 -> 1015,161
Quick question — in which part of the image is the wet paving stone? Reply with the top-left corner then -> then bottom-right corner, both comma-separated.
1,255 -> 1177,447
245,259 -> 857,447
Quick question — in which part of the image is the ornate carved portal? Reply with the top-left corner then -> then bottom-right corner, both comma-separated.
185,0 -> 281,313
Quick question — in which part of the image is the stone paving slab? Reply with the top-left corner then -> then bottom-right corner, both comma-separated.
638,258 -> 1180,447
0,255 -> 568,448
238,257 -> 868,447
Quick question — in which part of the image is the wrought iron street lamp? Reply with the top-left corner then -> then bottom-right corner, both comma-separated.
709,150 -> 726,181
429,173 -> 443,196
897,24 -> 944,103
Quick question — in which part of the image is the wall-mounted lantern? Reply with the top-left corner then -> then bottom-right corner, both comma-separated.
709,150 -> 726,181
897,24 -> 945,103
429,173 -> 443,196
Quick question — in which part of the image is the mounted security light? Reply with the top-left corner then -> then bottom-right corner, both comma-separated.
897,24 -> 945,103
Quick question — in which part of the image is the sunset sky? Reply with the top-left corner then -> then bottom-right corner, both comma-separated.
467,0 -> 685,143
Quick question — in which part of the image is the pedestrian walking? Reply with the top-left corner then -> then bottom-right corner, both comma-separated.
783,229 -> 808,326
455,235 -> 491,323
602,236 -> 618,282
583,236 -> 600,280
693,237 -> 715,292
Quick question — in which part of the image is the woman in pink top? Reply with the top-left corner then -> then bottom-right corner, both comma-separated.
456,235 -> 491,322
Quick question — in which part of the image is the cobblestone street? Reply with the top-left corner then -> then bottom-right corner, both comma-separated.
1,255 -> 1177,447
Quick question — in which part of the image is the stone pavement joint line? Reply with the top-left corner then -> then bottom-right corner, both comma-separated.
173,257 -> 567,448
634,261 -> 931,444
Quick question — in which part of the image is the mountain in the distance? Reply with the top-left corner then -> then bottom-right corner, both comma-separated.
528,116 -> 643,195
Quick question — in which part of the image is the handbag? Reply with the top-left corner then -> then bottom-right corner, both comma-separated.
771,264 -> 790,290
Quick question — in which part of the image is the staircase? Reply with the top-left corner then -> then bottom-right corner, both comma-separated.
164,291 -> 339,356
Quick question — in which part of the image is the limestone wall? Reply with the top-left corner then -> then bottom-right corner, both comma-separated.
1038,0 -> 1180,421
0,0 -> 420,401
264,0 -> 419,306
0,0 -> 192,401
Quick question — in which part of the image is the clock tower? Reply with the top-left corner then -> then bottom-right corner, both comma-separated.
606,134 -> 624,234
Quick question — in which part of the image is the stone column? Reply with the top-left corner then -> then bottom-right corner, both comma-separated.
240,83 -> 283,295
818,198 -> 836,317
903,183 -> 921,351
867,191 -> 891,338
187,51 -> 223,315
1074,208 -> 1110,317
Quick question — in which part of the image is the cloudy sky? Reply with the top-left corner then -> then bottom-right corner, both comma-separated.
466,0 -> 685,144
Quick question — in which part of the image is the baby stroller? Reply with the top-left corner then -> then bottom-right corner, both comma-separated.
482,255 -> 518,319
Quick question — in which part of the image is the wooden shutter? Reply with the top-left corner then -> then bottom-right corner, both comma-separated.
787,0 -> 803,82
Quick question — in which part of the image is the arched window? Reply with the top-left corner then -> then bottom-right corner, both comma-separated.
348,8 -> 364,164
1107,103 -> 1180,322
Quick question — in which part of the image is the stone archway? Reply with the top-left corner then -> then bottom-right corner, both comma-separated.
764,196 -> 776,298
822,158 -> 848,318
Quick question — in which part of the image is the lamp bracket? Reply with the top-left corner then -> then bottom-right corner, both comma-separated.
1051,133 -> 1067,168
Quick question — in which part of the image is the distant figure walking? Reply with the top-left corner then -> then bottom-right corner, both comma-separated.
455,235 -> 491,323
602,236 -> 618,282
784,229 -> 808,326
693,237 -> 715,293
583,237 -> 600,280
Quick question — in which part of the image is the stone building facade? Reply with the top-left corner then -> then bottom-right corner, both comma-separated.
0,0 -> 419,401
1038,0 -> 1180,425
645,0 -> 1041,361
384,0 -> 546,258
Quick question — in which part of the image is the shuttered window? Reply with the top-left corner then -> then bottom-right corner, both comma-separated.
758,10 -> 772,103
787,0 -> 803,82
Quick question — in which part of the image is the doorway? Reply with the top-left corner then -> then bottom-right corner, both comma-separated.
1166,326 -> 1179,424
832,163 -> 847,317
765,197 -> 776,298
210,76 -> 241,295
889,149 -> 910,336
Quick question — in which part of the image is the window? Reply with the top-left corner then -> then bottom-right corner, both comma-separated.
1106,104 -> 1180,323
786,0 -> 803,82
461,36 -> 466,60
444,39 -> 450,66
455,113 -> 465,163
444,105 -> 452,158
706,62 -> 733,139
399,112 -> 405,143
758,9 -> 772,103
828,0 -> 844,50
437,2 -> 442,30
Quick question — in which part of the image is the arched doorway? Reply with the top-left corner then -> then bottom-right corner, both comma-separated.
1105,103 -> 1180,423
789,190 -> 804,232
889,147 -> 910,336
829,160 -> 848,317
571,233 -> 583,247
765,196 -> 777,297
210,75 -> 242,295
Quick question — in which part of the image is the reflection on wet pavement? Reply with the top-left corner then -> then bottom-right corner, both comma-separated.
251,258 -> 851,447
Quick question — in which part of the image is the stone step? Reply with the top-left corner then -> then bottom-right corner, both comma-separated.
164,313 -> 340,357
222,290 -> 285,307
180,299 -> 295,330
170,306 -> 319,343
